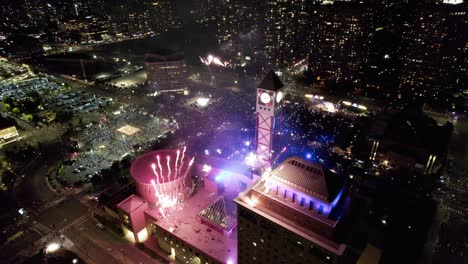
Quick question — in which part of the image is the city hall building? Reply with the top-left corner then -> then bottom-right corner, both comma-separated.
235,156 -> 349,264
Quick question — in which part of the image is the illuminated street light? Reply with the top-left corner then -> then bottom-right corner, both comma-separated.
45,242 -> 60,254
196,97 -> 210,107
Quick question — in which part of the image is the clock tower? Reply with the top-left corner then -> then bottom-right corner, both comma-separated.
255,70 -> 284,171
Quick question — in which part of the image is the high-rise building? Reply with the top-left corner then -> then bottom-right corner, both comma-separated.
398,1 -> 467,100
264,0 -> 309,68
235,156 -> 349,264
191,0 -> 265,45
106,0 -> 178,37
308,2 -> 371,81
216,0 -> 265,44
145,50 -> 187,94
148,0 -> 180,33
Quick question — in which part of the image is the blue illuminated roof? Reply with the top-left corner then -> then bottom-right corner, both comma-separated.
270,157 -> 344,203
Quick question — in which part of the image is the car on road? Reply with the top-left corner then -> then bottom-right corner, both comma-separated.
96,223 -> 105,229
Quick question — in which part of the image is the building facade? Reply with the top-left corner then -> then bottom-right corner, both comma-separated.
145,51 -> 187,94
308,2 -> 371,82
235,156 -> 348,264
398,1 -> 467,100
264,0 -> 310,68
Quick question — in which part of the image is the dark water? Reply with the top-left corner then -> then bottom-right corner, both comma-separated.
89,23 -> 219,64
34,23 -> 219,80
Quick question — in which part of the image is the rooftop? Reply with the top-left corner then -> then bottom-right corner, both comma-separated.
198,197 -> 237,232
145,188 -> 237,264
235,190 -> 346,256
258,70 -> 284,92
0,126 -> 19,140
270,156 -> 344,203
197,155 -> 251,176
145,50 -> 184,63
251,180 -> 339,227
116,125 -> 141,136
117,194 -> 147,213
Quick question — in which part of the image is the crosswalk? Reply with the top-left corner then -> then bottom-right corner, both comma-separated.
56,214 -> 92,234
441,205 -> 465,215
36,196 -> 69,213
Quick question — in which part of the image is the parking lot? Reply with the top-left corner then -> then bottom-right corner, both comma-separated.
59,106 -> 174,184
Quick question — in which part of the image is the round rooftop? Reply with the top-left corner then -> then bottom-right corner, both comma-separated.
130,149 -> 192,185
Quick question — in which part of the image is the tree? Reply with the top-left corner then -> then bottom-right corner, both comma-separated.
24,114 -> 33,122
1,170 -> 16,190
55,110 -> 74,123
101,168 -> 113,184
121,155 -> 133,169
27,90 -> 44,104
12,107 -> 20,114
2,96 -> 13,105
91,174 -> 102,186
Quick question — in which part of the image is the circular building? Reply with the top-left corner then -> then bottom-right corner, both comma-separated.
130,149 -> 194,208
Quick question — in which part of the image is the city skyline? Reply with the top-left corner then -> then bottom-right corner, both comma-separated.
0,1 -> 466,264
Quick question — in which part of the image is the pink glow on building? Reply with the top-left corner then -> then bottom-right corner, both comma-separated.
117,149 -> 261,264
117,194 -> 149,243
130,149 -> 193,208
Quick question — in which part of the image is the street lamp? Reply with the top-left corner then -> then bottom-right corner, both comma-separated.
45,242 -> 60,254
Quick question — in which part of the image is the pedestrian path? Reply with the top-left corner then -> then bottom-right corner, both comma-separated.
36,196 -> 69,213
56,214 -> 92,234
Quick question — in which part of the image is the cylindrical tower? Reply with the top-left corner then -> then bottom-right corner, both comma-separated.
130,148 -> 194,209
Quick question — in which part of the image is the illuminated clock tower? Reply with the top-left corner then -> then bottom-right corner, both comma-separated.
255,70 -> 284,170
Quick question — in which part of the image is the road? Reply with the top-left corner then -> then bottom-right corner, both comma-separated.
1,194 -> 160,263
67,217 -> 159,264
429,114 -> 468,264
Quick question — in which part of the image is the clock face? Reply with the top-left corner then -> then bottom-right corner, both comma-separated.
276,91 -> 283,103
260,92 -> 271,104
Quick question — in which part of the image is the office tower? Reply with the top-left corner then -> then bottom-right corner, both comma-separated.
399,1 -> 467,100
235,157 -> 349,264
145,50 -> 187,93
308,2 -> 371,81
264,0 -> 309,68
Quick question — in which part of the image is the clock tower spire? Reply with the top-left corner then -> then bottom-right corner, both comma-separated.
255,70 -> 284,171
